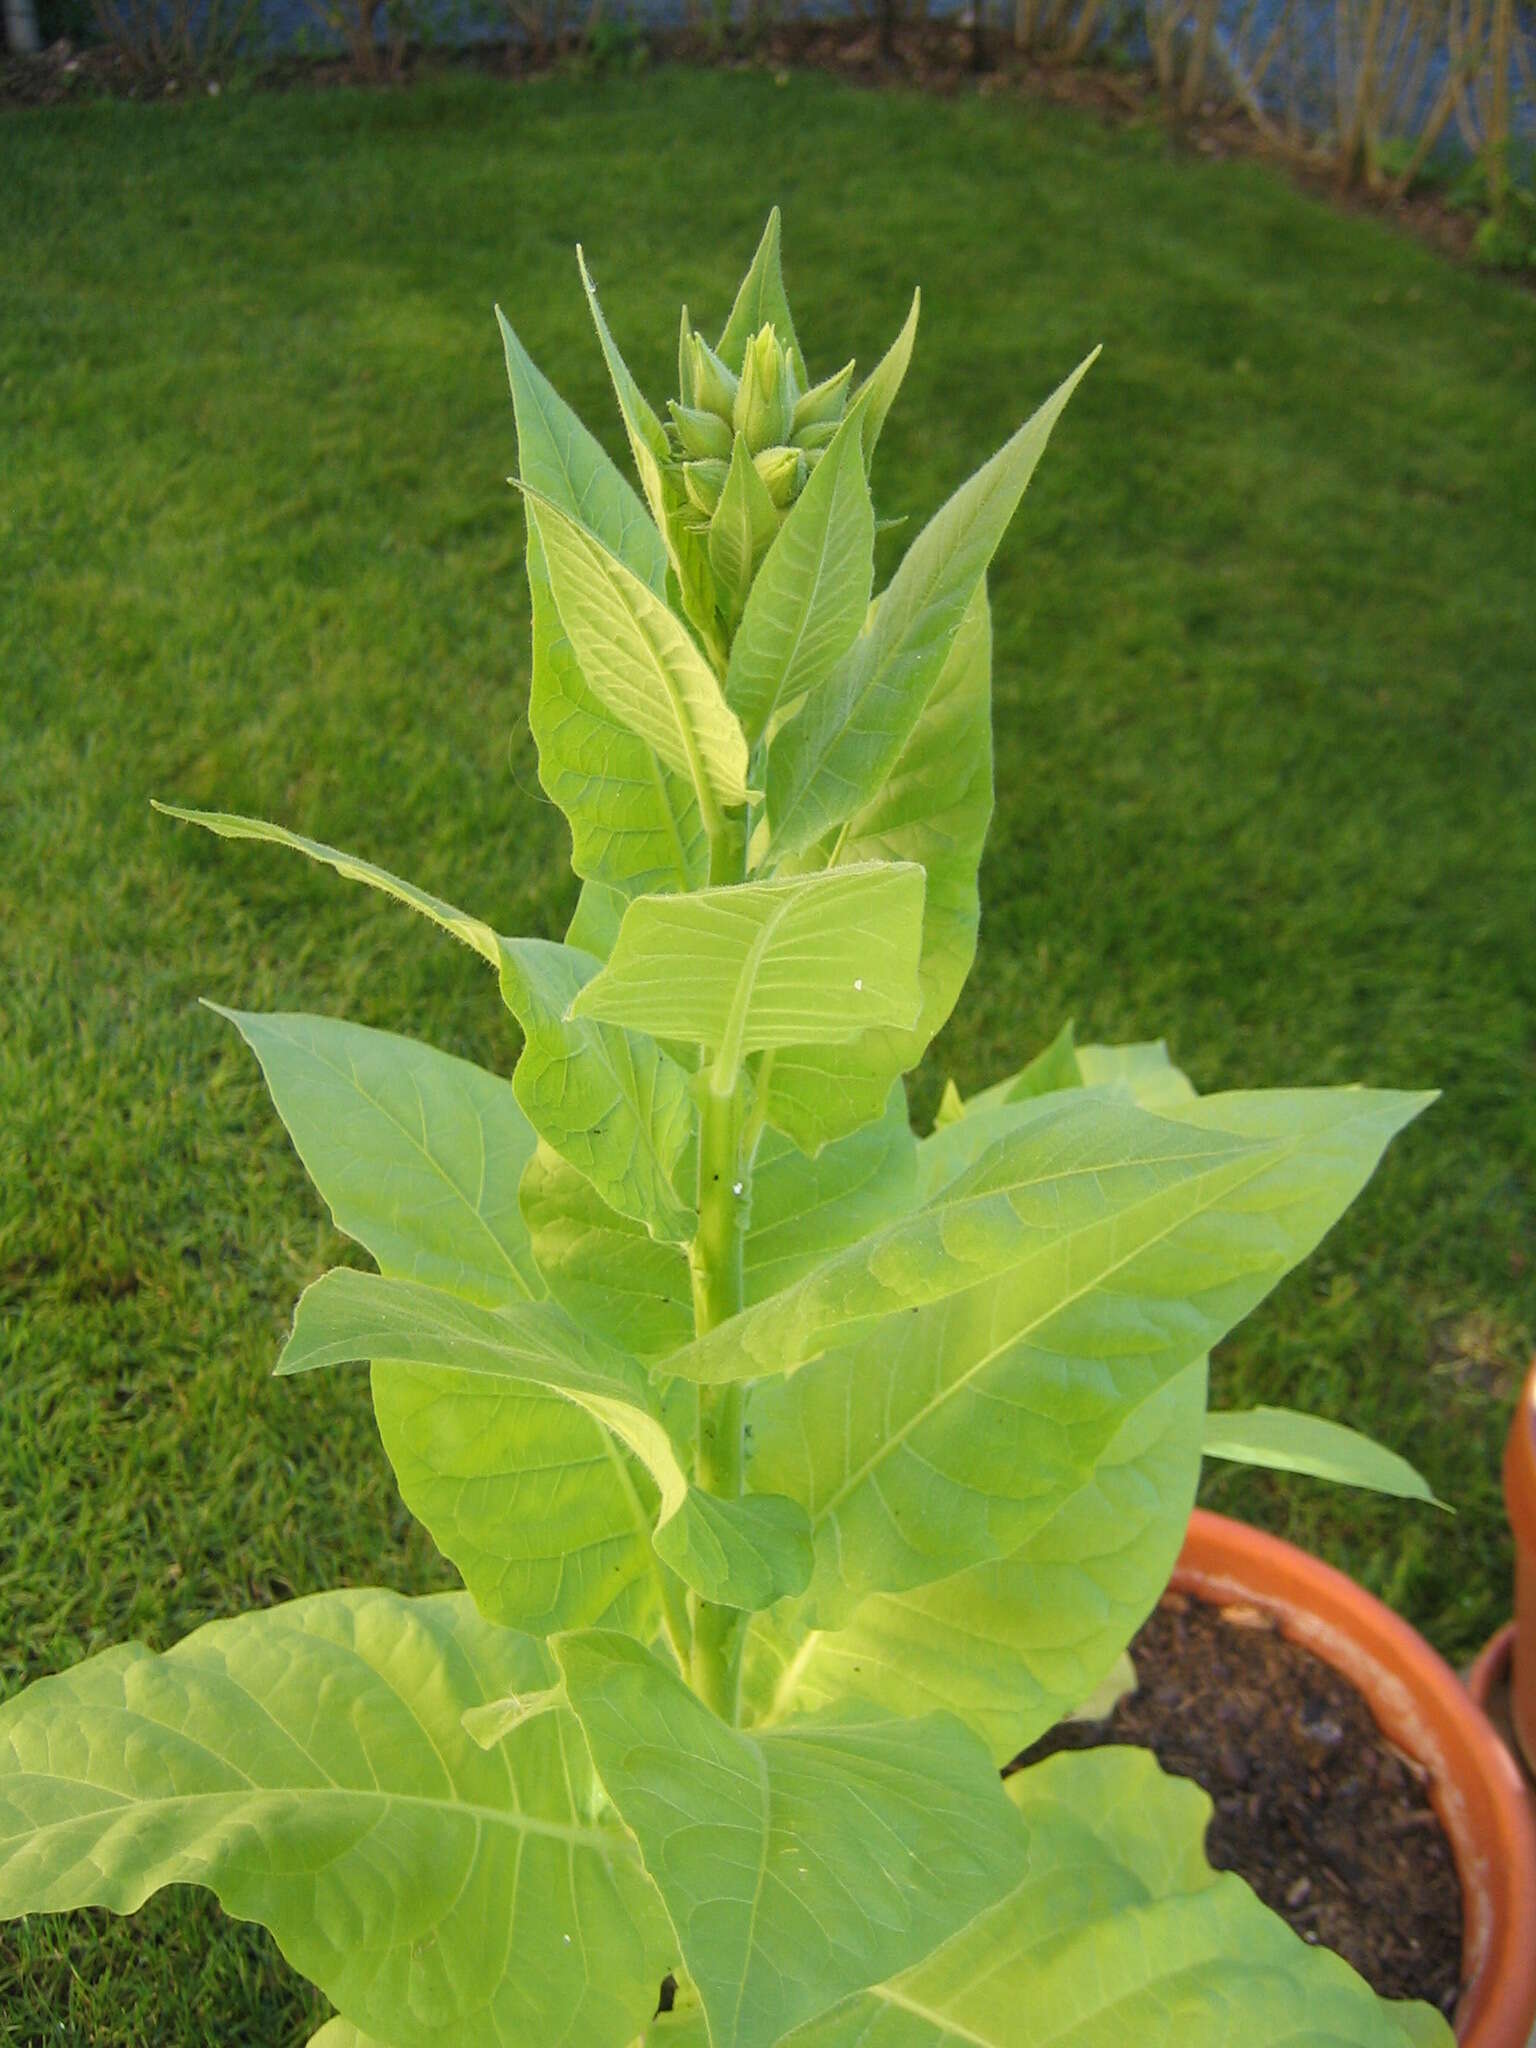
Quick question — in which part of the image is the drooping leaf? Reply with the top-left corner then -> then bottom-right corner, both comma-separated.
522,489 -> 751,818
765,353 -> 1098,863
554,1631 -> 1028,2048
850,288 -> 920,473
0,1591 -> 672,2048
1204,1406 -> 1441,1505
737,1088 -> 1432,1621
715,207 -> 805,381
500,936 -> 696,1243
499,305 -> 667,592
782,1747 -> 1450,2048
282,1269 -> 810,1614
726,412 -> 876,748
743,1359 -> 1205,1760
212,1008 -> 542,1308
152,804 -> 503,966
570,864 -> 926,1078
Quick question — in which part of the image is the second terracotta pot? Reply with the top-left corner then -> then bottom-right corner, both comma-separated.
1174,1509 -> 1536,2048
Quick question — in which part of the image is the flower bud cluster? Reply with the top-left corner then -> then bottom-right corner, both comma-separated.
669,315 -> 853,618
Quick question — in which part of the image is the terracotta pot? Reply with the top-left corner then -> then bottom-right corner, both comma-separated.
1174,1508 -> 1536,2048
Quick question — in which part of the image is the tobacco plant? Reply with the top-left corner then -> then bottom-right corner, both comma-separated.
0,216 -> 1451,2048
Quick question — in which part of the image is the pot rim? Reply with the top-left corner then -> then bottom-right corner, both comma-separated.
1174,1508 -> 1536,2048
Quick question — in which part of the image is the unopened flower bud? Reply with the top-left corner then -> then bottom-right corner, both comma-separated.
685,334 -> 739,421
669,402 -> 733,463
733,325 -> 796,455
753,444 -> 805,508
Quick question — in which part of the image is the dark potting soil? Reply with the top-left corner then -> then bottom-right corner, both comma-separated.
1011,1591 -> 1464,2018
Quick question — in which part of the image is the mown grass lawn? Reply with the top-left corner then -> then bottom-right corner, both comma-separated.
1,60 -> 1533,2042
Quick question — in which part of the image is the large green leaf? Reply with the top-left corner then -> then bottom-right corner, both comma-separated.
725,413 -> 875,748
152,804 -> 503,966
213,1008 -> 542,1308
783,1747 -> 1450,2048
570,864 -> 925,1077
747,1083 -> 917,1299
283,1269 -> 812,1614
737,1088 -> 1430,1620
715,207 -> 805,379
743,1359 -> 1205,1761
521,1139 -> 695,1359
764,353 -> 1096,862
672,1089 -> 1265,1383
554,1631 -> 1028,2048
1204,1406 -> 1440,1504
520,1091 -> 916,1358
500,937 -> 696,1243
0,1591 -> 672,2048
523,489 -> 750,818
782,580 -> 993,1079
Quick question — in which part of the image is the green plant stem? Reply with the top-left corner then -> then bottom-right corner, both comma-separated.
689,1072 -> 749,1720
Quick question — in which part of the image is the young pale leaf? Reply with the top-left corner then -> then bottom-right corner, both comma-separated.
527,528 -> 710,899
1076,1036 -> 1197,1107
765,352 -> 1097,863
707,432 -> 780,628
500,937 -> 696,1243
715,206 -> 805,381
1204,1406 -> 1441,1505
553,1631 -> 1028,2048
308,2025 -> 390,2048
776,578 -> 993,1091
0,1591 -> 671,2048
740,1089 -> 1433,1622
570,863 -> 925,1077
499,306 -> 667,592
849,287 -> 920,473
504,309 -> 708,899
212,1009 -> 542,1309
743,1359 -> 1205,1760
152,804 -> 503,966
782,1747 -> 1450,2048
577,245 -> 676,542
522,489 -> 751,818
725,410 -> 875,747
283,1269 -> 810,1613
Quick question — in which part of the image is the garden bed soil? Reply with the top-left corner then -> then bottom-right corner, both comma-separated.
1011,1589 -> 1464,2019
0,25 -> 1522,287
